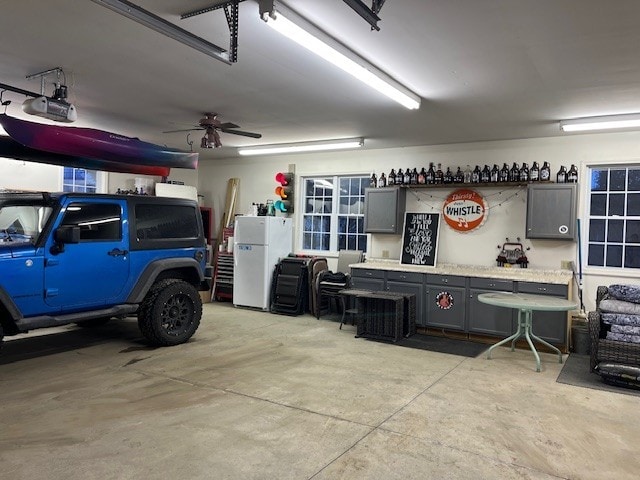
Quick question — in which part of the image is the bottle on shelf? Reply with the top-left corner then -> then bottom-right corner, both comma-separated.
454,166 -> 464,183
519,162 -> 530,182
404,167 -> 412,185
481,164 -> 491,183
418,167 -> 426,185
388,168 -> 396,186
509,162 -> 520,183
435,163 -> 444,184
370,172 -> 377,188
499,163 -> 510,182
472,165 -> 481,183
463,165 -> 472,184
490,164 -> 499,183
530,161 -> 540,182
444,167 -> 453,184
426,163 -> 435,184
377,172 -> 387,188
567,164 -> 578,183
410,167 -> 418,185
397,168 -> 404,185
540,161 -> 551,181
556,165 -> 567,183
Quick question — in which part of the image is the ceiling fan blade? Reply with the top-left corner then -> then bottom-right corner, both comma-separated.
163,127 -> 204,133
222,129 -> 262,139
219,122 -> 240,129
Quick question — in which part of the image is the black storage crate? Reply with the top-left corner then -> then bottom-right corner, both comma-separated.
375,291 -> 416,337
356,293 -> 404,343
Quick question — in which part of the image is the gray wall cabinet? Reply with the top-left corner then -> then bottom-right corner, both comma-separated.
526,183 -> 577,240
364,187 -> 406,234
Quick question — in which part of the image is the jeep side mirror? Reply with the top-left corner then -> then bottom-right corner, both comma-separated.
51,225 -> 80,254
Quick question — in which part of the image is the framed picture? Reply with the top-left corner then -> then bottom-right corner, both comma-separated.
400,212 -> 441,266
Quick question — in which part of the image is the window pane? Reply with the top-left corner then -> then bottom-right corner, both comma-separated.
610,169 -> 626,191
588,243 -> 604,266
348,235 -> 356,250
61,203 -> 121,241
301,175 -> 367,253
135,204 -> 198,239
589,219 -> 605,242
607,219 -> 624,242
590,194 -> 606,216
628,169 -> 640,191
606,245 -> 623,267
609,194 -> 625,216
624,246 -> 640,269
591,169 -> 608,191
626,220 -> 640,243
627,194 -> 640,216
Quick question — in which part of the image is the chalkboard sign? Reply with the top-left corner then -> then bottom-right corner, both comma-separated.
400,212 -> 441,266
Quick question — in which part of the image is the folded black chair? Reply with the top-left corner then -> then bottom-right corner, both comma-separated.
316,250 -> 364,319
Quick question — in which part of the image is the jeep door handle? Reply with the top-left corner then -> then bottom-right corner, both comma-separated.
108,248 -> 128,257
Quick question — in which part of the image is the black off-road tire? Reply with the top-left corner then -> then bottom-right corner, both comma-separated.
137,279 -> 202,346
76,317 -> 111,328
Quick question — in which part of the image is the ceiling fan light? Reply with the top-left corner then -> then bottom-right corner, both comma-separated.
238,138 -> 364,156
200,136 -> 210,148
262,4 -> 420,110
560,113 -> 640,132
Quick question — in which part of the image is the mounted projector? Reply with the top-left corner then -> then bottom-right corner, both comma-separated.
22,96 -> 77,123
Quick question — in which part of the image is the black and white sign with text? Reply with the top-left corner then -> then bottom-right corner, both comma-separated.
400,212 -> 440,267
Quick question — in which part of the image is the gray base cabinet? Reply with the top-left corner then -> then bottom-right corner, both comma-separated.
351,266 -> 570,349
425,285 -> 466,330
516,282 -> 568,345
351,269 -> 385,291
468,278 -> 515,336
386,271 -> 425,327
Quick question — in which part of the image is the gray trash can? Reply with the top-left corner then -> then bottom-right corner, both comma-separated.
571,325 -> 590,355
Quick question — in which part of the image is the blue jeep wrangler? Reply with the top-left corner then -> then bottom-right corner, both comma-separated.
0,192 -> 212,349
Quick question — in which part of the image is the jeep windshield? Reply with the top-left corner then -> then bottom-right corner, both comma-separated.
0,193 -> 54,245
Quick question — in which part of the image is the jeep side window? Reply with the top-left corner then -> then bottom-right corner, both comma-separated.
135,204 -> 198,240
60,203 -> 122,241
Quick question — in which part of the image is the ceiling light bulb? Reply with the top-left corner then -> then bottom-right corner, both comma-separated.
560,114 -> 640,132
238,138 -> 364,156
263,7 -> 420,110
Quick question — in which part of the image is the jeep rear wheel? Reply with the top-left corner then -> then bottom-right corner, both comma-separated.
138,279 -> 202,346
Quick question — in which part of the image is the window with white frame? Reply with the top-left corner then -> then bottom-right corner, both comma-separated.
587,165 -> 640,269
62,167 -> 98,193
301,175 -> 368,253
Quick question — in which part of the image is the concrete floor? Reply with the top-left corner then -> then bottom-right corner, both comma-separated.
1,302 -> 639,480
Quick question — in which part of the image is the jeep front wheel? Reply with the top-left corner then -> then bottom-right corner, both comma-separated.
138,279 -> 202,346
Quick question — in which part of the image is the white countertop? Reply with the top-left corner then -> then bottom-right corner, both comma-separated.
351,259 -> 573,285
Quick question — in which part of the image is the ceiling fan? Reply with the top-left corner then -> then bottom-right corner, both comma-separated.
164,113 -> 262,148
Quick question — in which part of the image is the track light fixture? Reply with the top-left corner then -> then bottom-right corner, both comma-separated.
560,113 -> 640,132
238,138 -> 364,156
260,2 -> 420,110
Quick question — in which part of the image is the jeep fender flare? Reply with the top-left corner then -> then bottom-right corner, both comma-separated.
0,287 -> 22,323
127,258 -> 205,304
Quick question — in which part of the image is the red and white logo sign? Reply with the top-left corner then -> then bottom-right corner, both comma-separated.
442,189 -> 488,233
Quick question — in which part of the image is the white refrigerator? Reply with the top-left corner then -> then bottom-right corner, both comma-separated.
233,216 -> 293,310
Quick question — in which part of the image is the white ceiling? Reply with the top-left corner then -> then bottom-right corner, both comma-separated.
1,0 -> 640,163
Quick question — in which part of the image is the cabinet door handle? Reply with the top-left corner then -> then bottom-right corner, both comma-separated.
488,283 -> 495,287
538,287 -> 547,291
443,279 -> 448,283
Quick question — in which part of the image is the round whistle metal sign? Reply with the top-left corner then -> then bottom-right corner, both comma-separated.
442,189 -> 488,233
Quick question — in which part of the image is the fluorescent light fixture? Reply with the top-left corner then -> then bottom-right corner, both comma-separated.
261,3 -> 420,110
560,113 -> 640,132
90,0 -> 230,64
238,138 -> 364,156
